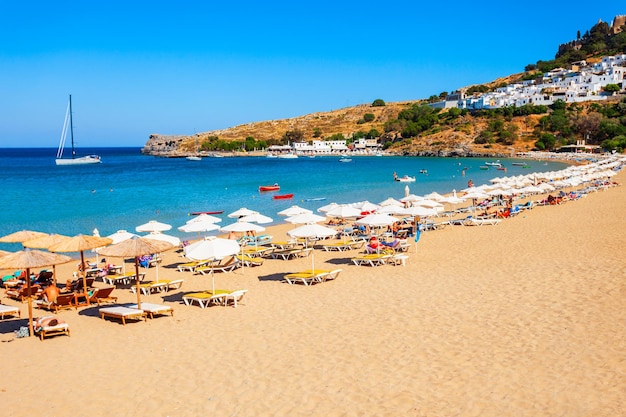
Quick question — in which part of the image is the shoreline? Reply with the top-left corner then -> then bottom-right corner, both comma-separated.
0,162 -> 624,416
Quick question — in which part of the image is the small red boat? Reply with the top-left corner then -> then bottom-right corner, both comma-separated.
273,193 -> 294,200
190,210 -> 224,215
259,184 -> 280,192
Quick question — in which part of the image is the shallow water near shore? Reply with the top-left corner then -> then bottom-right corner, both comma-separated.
0,147 -> 566,247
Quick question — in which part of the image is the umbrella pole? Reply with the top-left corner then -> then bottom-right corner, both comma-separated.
134,258 -> 142,309
26,267 -> 34,337
80,250 -> 89,306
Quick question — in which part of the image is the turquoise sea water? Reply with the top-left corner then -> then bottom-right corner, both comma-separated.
0,147 -> 567,250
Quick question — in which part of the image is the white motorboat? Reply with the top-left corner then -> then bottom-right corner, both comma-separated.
484,160 -> 502,167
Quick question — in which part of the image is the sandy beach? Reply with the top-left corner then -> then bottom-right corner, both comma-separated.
1,169 -> 625,417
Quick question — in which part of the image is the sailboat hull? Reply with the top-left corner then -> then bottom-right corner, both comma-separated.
55,155 -> 101,165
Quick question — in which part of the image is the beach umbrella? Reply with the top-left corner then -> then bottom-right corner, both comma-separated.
22,233 -> 71,285
400,194 -> 423,204
178,221 -> 221,234
398,206 -> 438,218
106,230 -> 140,244
423,191 -> 446,201
0,249 -> 72,337
186,213 -> 222,224
239,213 -> 273,224
378,197 -> 404,207
353,201 -> 380,213
278,205 -> 312,217
317,202 -> 339,213
284,213 -> 326,224
227,207 -> 259,219
287,224 -> 337,273
183,237 -> 240,294
376,204 -> 404,215
99,237 -> 174,309
0,230 -> 49,245
326,205 -> 362,219
220,221 -> 266,234
135,220 -> 172,233
355,213 -> 400,228
49,234 -> 114,302
143,232 -> 180,246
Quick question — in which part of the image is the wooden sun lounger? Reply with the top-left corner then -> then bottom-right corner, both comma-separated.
100,306 -> 147,325
0,304 -> 20,319
35,317 -> 70,341
128,303 -> 173,319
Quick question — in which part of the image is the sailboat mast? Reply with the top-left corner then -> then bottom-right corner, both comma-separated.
69,94 -> 76,158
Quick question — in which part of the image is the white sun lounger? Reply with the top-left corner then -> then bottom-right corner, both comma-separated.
100,306 -> 147,325
463,217 -> 502,226
128,303 -> 173,319
0,304 -> 20,319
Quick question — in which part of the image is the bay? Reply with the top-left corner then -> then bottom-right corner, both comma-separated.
0,147 -> 566,250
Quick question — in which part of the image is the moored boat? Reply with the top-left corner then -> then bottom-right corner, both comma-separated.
484,160 -> 502,167
259,184 -> 280,192
395,175 -> 416,182
339,157 -> 352,162
273,193 -> 294,200
55,95 -> 102,165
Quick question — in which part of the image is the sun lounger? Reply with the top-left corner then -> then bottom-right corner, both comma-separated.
284,272 -> 320,286
128,303 -> 173,319
90,286 -> 118,305
243,246 -> 274,257
222,289 -> 248,307
235,254 -> 264,267
271,247 -> 313,260
100,306 -> 147,325
195,257 -> 240,274
166,279 -> 184,291
182,290 -> 231,308
463,217 -> 502,226
34,316 -> 70,341
0,304 -> 20,319
351,254 -> 391,267
6,284 -> 42,302
130,281 -> 169,295
322,240 -> 364,252
35,293 -> 76,313
177,259 -> 212,273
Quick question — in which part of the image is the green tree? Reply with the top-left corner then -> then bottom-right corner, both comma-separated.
312,128 -> 322,138
372,99 -> 386,107
363,113 -> 375,122
283,129 -> 304,144
603,84 -> 621,95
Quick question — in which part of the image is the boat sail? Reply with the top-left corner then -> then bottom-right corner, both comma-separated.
55,95 -> 101,165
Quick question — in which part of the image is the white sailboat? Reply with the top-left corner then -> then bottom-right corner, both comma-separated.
55,95 -> 101,165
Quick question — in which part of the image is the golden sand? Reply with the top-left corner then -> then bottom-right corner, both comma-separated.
1,170 -> 625,416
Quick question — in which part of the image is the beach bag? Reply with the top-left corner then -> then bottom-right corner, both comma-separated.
15,326 -> 29,338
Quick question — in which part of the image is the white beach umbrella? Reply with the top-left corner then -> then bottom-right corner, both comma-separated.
353,201 -> 380,213
287,224 -> 338,273
228,208 -> 259,218
317,202 -> 339,213
136,220 -> 172,233
376,204 -> 404,215
398,206 -> 438,218
143,232 -> 180,246
400,194 -> 423,203
186,213 -> 222,224
178,221 -> 221,234
378,197 -> 404,207
220,221 -> 266,234
185,237 -> 242,288
423,191 -> 446,201
239,213 -> 273,224
278,205 -> 312,217
356,213 -> 400,228
106,230 -> 139,244
326,205 -> 362,219
412,199 -> 444,210
285,213 -> 326,224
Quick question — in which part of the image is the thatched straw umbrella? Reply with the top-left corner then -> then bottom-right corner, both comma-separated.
0,249 -> 72,337
98,237 -> 173,309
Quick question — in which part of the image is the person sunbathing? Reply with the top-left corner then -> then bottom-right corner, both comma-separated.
382,239 -> 401,248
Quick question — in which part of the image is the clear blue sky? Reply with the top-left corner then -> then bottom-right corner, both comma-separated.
1,2 -> 623,148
